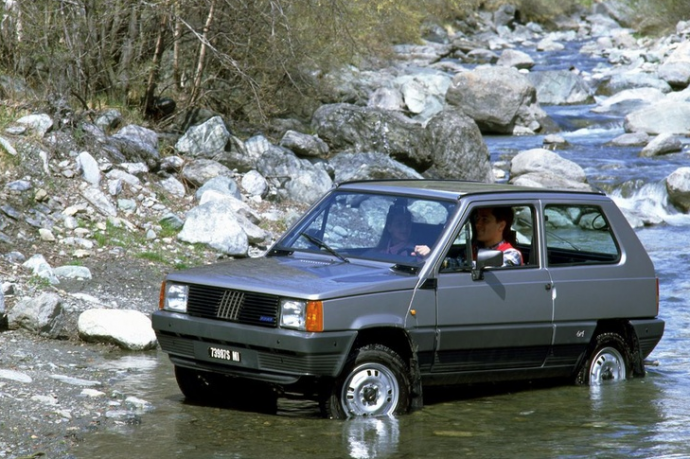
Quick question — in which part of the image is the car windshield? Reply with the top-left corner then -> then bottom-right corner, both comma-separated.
277,190 -> 456,265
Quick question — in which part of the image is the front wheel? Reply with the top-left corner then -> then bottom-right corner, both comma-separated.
174,366 -> 277,413
174,365 -> 221,402
575,332 -> 632,386
321,344 -> 411,419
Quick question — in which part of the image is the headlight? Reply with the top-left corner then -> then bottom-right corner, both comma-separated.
164,283 -> 189,313
280,299 -> 323,332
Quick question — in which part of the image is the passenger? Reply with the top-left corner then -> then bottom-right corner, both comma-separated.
474,207 -> 523,266
378,207 -> 431,257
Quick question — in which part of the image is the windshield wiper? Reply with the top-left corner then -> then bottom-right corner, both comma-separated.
300,232 -> 349,263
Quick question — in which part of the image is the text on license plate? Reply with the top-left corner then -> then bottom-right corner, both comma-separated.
209,347 -> 241,362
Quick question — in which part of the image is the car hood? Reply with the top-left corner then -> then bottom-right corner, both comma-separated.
165,255 -> 421,299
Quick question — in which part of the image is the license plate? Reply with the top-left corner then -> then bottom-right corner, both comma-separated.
209,347 -> 241,362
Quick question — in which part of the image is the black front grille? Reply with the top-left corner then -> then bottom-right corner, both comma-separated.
187,285 -> 279,328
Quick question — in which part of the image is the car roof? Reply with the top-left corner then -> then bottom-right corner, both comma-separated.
336,179 -> 605,201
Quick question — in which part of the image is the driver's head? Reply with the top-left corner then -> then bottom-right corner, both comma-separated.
385,207 -> 412,243
475,207 -> 513,246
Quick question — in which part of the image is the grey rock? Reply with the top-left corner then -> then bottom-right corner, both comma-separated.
279,130 -> 329,158
624,101 -> 690,135
16,113 -> 53,137
54,266 -> 92,280
666,167 -> 690,212
497,49 -> 535,70
367,87 -> 405,111
195,175 -> 241,201
175,115 -> 230,158
526,70 -> 594,105
22,254 -> 59,285
0,369 -> 32,383
256,145 -> 333,204
422,108 -> 493,182
597,72 -> 672,96
658,62 -> 690,89
640,133 -> 683,157
78,309 -> 158,351
95,108 -> 122,130
8,292 -> 67,338
181,159 -> 232,188
82,186 -> 117,216
241,170 -> 268,197
607,131 -> 650,147
108,124 -> 160,167
178,198 -> 250,255
5,180 -> 32,192
330,152 -> 423,183
447,66 -> 546,134
50,374 -> 102,387
312,103 -> 430,169
0,135 -> 17,156
106,169 -> 142,188
160,155 -> 185,172
591,88 -> 665,115
159,176 -> 186,198
510,148 -> 592,191
159,213 -> 184,230
76,151 -> 101,186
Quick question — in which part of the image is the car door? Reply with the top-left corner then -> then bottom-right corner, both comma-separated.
432,202 -> 555,375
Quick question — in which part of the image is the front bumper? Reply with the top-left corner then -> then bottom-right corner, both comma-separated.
152,311 -> 357,384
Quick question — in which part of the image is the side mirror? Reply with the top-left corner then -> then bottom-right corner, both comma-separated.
472,249 -> 503,280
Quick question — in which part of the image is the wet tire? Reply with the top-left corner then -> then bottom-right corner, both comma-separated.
575,332 -> 632,386
321,344 -> 411,419
174,365 -> 221,402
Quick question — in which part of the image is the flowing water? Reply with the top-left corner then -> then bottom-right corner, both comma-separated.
73,41 -> 690,459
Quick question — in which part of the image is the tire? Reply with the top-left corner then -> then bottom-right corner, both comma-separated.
321,344 -> 411,419
575,332 -> 632,386
174,365 -> 221,402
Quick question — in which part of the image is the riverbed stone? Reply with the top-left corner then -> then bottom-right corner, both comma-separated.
8,292 -> 67,338
78,309 -> 158,351
624,101 -> 690,135
666,167 -> 690,212
640,133 -> 683,157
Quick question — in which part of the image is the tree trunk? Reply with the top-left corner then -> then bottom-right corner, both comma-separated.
142,8 -> 169,117
189,0 -> 216,104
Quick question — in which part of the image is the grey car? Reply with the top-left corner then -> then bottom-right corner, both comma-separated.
152,180 -> 664,418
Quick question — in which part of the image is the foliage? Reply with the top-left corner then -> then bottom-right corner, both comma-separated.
514,0 -> 586,24
0,0 -> 682,126
0,0 -> 484,126
629,0 -> 690,34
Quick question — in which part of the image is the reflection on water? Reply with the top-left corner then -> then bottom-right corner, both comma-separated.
344,417 -> 399,459
74,352 -> 690,459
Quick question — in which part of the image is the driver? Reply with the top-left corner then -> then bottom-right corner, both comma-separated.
378,207 -> 431,257
474,207 -> 522,266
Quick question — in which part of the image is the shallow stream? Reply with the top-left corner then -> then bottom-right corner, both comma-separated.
73,37 -> 690,459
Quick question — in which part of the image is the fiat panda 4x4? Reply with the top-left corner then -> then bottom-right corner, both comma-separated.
152,180 -> 664,418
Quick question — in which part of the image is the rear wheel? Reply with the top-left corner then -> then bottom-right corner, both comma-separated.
575,332 -> 632,386
321,344 -> 411,419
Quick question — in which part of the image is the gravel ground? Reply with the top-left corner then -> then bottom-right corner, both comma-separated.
0,253 -> 172,459
0,330 -> 136,458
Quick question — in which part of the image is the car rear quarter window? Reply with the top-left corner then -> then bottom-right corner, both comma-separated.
544,204 -> 620,266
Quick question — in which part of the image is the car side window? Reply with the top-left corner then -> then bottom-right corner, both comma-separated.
440,204 -> 536,272
544,204 -> 620,266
